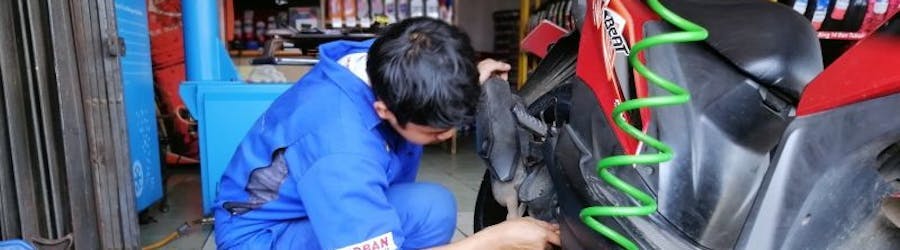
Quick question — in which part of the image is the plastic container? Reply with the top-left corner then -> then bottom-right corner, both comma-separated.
180,82 -> 290,213
0,240 -> 35,250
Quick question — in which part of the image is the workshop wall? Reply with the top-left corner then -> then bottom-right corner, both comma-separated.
456,0 -> 520,52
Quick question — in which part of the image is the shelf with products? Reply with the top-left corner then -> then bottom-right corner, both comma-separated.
526,0 -> 577,32
510,0 -> 579,88
493,9 -> 521,86
228,32 -> 375,59
229,49 -> 304,57
225,0 -> 456,54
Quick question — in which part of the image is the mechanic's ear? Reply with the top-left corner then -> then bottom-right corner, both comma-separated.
373,101 -> 395,120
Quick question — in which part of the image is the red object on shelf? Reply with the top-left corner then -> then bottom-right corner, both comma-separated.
521,20 -> 569,59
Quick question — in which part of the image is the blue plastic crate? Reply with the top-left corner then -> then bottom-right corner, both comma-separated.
0,240 -> 34,250
181,82 -> 291,214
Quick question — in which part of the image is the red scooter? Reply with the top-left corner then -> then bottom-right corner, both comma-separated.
474,0 -> 900,249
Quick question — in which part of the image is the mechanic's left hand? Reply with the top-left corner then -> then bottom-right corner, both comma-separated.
478,59 -> 512,84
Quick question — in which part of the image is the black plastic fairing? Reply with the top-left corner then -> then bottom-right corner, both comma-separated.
738,92 -> 900,250
551,80 -> 703,249
638,21 -> 794,249
662,0 -> 823,101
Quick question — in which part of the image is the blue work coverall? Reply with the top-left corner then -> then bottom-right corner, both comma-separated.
214,39 -> 457,249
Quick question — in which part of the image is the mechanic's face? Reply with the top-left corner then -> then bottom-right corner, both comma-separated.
374,101 -> 456,145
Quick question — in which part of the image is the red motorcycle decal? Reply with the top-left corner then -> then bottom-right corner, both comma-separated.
577,0 -> 659,154
797,35 -> 900,115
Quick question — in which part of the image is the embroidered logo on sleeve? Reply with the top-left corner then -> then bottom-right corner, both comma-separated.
337,232 -> 398,250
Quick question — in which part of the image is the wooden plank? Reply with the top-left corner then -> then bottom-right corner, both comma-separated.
0,0 -> 141,247
0,57 -> 20,239
0,0 -> 142,247
2,0 -> 41,242
69,0 -> 118,247
31,0 -> 69,240
94,0 -> 126,247
0,0 -> 32,241
46,0 -> 100,247
97,0 -> 139,245
21,0 -> 60,240
25,0 -> 71,233
0,0 -> 19,238
92,0 -> 125,245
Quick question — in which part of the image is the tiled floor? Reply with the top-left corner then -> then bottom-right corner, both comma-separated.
138,167 -> 215,250
417,135 -> 484,241
139,134 -> 485,249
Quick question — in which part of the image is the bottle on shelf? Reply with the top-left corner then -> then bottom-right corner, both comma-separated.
386,0 -> 398,23
358,0 -> 372,29
398,0 -> 410,21
329,0 -> 343,28
243,10 -> 259,49
343,0 -> 358,28
256,20 -> 267,43
426,0 -> 439,19
411,0 -> 424,18
230,19 -> 244,50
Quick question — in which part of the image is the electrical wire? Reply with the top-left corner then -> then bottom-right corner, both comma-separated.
578,0 -> 708,249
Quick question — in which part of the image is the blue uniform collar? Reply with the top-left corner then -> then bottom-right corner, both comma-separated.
317,39 -> 381,130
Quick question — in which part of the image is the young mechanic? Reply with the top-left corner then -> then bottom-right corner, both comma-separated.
213,17 -> 560,249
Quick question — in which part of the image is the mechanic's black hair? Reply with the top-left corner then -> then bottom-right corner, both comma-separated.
368,17 -> 479,129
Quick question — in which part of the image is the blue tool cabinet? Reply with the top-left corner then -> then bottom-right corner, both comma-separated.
114,0 -> 163,211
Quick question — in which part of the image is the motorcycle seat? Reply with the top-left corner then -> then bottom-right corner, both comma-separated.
663,0 -> 823,101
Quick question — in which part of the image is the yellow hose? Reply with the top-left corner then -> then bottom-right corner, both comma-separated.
141,231 -> 179,250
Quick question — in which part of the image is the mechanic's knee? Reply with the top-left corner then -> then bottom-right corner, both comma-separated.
417,183 -> 456,230
387,183 -> 457,247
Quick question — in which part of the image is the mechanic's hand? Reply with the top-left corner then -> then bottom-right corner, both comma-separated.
479,217 -> 561,249
478,59 -> 512,84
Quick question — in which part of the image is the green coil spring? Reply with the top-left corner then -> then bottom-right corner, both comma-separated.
578,0 -> 709,249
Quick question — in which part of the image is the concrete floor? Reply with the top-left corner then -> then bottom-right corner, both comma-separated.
139,134 -> 485,249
